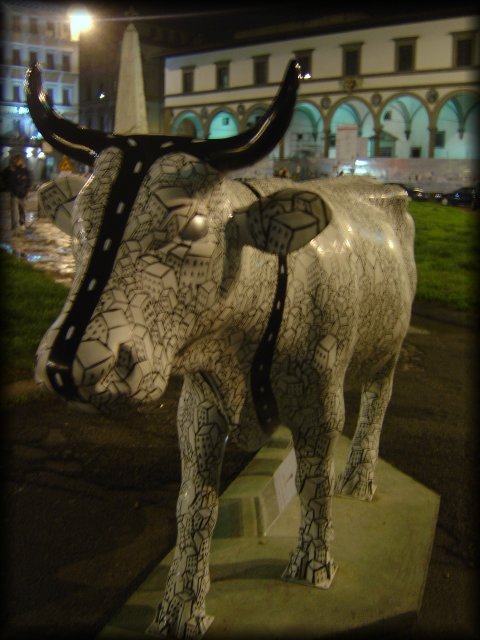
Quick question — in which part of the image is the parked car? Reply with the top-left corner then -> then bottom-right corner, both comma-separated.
385,182 -> 441,202
441,184 -> 480,210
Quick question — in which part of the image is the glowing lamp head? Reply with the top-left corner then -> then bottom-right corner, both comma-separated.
69,9 -> 93,41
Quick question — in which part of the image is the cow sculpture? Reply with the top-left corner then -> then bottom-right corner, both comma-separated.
27,61 -> 416,639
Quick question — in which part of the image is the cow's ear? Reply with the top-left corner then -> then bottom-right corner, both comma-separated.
232,188 -> 330,254
37,174 -> 88,236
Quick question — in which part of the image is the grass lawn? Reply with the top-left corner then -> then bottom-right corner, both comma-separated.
0,200 -> 478,385
408,201 -> 479,312
0,250 -> 68,385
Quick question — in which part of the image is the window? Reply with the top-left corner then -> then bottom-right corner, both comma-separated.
12,49 -> 21,65
250,114 -> 263,127
13,85 -> 21,102
435,131 -> 446,148
62,88 -> 71,105
395,38 -> 417,72
410,147 -> 421,158
12,15 -> 21,31
46,52 -> 55,69
46,88 -> 54,104
216,61 -> 229,89
345,49 -> 359,75
62,54 -> 71,72
29,18 -> 38,35
294,50 -> 312,78
29,51 -> 37,67
342,43 -> 363,76
182,67 -> 194,93
457,39 -> 473,66
46,21 -> 55,37
61,22 -> 70,40
452,32 -> 476,67
253,56 -> 268,85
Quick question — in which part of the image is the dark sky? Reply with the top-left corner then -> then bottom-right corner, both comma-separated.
73,1 -> 478,53
81,2 -> 478,31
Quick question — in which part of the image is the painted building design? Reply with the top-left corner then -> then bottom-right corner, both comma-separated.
164,14 -> 479,167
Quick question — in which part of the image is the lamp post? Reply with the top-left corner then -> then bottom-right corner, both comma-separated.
69,8 -> 93,42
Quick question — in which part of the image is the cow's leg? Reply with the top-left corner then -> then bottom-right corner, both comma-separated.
282,394 -> 343,589
147,373 -> 228,639
335,363 -> 396,500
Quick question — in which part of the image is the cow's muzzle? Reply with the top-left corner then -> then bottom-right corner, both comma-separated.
37,338 -> 116,405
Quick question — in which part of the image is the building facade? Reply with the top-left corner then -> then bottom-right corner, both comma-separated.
164,13 -> 479,178
0,0 -> 79,180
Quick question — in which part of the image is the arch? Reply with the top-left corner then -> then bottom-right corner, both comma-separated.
171,111 -> 205,138
244,104 -> 268,130
433,90 -> 480,159
207,109 -> 239,139
379,93 -> 430,158
327,96 -> 374,158
284,101 -> 324,158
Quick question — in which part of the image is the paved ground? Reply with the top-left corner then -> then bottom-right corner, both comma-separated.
1,196 -> 479,639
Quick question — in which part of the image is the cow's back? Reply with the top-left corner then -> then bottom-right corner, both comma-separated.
309,176 -> 414,378
239,176 -> 417,386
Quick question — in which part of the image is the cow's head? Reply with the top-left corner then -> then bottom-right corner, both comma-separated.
27,61 -> 329,413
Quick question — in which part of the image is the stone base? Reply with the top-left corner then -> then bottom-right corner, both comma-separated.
98,431 -> 439,639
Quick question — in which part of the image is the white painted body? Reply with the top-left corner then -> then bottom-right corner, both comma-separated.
36,152 -> 416,639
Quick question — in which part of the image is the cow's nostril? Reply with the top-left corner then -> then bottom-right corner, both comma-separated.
45,359 -> 79,400
116,342 -> 136,379
41,339 -> 116,402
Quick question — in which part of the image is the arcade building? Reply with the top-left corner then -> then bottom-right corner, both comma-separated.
1,4 -> 478,185
163,12 -> 479,182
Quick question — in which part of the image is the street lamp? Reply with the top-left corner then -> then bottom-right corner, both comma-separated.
69,8 -> 93,41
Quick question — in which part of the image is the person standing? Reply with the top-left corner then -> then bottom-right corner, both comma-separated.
2,154 -> 32,233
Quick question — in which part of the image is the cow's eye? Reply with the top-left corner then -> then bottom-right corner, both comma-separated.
179,214 -> 209,241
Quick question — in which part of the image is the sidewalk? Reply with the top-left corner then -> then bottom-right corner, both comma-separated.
0,190 -> 75,286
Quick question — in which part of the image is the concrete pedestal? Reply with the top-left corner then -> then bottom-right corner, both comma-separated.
98,429 -> 439,638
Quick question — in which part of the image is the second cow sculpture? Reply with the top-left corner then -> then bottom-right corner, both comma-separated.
27,60 -> 416,638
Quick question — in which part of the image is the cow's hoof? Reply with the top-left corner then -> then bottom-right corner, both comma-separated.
335,469 -> 376,501
282,557 -> 337,589
146,614 -> 214,639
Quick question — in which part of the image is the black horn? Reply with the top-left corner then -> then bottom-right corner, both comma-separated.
25,63 -> 112,165
25,63 -> 179,166
203,60 -> 301,171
